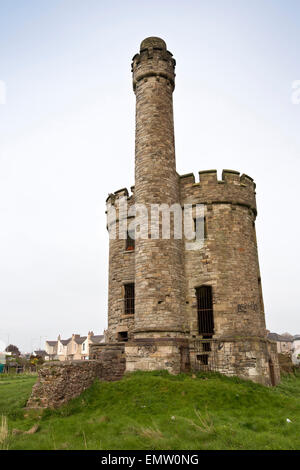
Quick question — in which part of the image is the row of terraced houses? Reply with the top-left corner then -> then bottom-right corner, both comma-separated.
44,331 -> 105,361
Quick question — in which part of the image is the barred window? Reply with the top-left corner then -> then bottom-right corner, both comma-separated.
197,354 -> 208,365
196,286 -> 214,335
124,283 -> 135,315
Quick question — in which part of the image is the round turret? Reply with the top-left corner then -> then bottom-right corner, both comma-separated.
132,37 -> 176,92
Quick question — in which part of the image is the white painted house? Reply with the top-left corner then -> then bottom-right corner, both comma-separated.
45,332 -> 104,361
81,331 -> 104,360
57,335 -> 70,361
292,336 -> 300,365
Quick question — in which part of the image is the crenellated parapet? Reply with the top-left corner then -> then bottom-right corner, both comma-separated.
106,186 -> 135,207
180,169 -> 257,215
106,186 -> 135,233
132,37 -> 176,92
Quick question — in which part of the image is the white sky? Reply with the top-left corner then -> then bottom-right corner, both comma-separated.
0,0 -> 299,352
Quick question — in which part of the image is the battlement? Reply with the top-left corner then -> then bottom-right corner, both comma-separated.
132,37 -> 176,92
180,169 -> 257,214
180,169 -> 255,188
106,186 -> 135,207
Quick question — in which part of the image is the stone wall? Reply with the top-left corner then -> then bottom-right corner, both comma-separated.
278,353 -> 296,374
125,338 -> 190,375
27,343 -> 126,408
189,337 -> 280,386
26,361 -> 102,408
181,169 -> 266,339
106,189 -> 136,342
89,342 -> 126,381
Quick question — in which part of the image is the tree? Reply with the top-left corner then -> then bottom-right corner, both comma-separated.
5,344 -> 20,356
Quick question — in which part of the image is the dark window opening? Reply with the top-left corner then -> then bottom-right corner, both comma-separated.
197,354 -> 208,365
118,331 -> 128,342
196,286 -> 214,335
194,216 -> 207,240
126,230 -> 135,251
124,283 -> 135,315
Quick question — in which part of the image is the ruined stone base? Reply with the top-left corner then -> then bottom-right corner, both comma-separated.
190,337 -> 280,386
27,337 -> 280,409
27,343 -> 126,409
125,338 -> 190,375
125,336 -> 280,386
89,342 -> 126,381
26,361 -> 102,409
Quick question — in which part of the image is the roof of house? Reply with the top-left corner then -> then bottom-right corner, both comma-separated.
90,335 -> 104,344
268,332 -> 293,342
34,350 -> 47,356
75,336 -> 87,345
46,341 -> 57,346
60,338 -> 71,346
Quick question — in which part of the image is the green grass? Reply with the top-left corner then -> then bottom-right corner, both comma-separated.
1,370 -> 300,450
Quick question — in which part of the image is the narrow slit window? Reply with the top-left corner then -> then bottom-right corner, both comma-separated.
124,283 -> 135,315
196,286 -> 214,335
126,230 -> 135,251
193,217 -> 207,240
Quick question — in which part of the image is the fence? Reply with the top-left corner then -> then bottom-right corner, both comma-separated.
0,364 -> 39,374
191,339 -> 233,372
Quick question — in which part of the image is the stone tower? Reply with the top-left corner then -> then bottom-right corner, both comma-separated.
133,37 -> 185,339
104,37 -> 280,386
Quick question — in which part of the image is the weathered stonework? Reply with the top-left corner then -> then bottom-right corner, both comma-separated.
26,361 -> 102,408
126,338 -> 190,375
106,37 -> 280,386
89,342 -> 126,381
133,37 -> 185,339
189,337 -> 279,385
27,344 -> 126,408
106,190 -> 136,342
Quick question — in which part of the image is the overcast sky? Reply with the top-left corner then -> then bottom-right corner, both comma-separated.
0,0 -> 299,352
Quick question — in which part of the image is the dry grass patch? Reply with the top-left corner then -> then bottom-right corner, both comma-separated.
0,415 -> 9,450
176,407 -> 214,433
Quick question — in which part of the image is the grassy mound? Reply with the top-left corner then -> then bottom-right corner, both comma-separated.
0,370 -> 300,450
